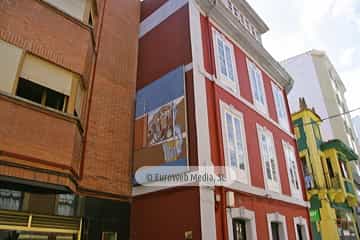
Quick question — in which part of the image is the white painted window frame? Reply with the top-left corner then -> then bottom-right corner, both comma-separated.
257,124 -> 281,193
247,58 -> 268,115
213,28 -> 240,95
282,141 -> 303,199
272,82 -> 289,131
293,217 -> 310,240
220,100 -> 251,185
227,207 -> 257,240
267,212 -> 288,240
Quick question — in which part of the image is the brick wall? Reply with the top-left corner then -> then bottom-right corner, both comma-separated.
0,0 -> 140,200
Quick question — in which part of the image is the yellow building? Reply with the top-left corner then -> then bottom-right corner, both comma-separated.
292,99 -> 359,240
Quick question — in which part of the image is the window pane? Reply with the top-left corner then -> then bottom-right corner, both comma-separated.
225,45 -> 234,81
45,88 -> 66,112
0,189 -> 22,211
297,224 -> 304,240
340,161 -> 349,179
255,71 -> 264,104
274,85 -> 288,128
292,160 -> 300,189
234,118 -> 245,170
251,67 -> 259,101
218,39 -> 228,77
16,78 -> 44,104
271,223 -> 280,240
57,194 -> 76,216
289,150 -> 300,190
261,134 -> 272,180
226,113 -> 237,167
233,219 -> 247,240
270,157 -> 277,182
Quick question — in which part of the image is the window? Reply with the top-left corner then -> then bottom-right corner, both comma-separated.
233,219 -> 247,240
301,157 -> 314,190
326,158 -> 335,178
13,53 -> 84,117
16,78 -> 68,112
267,213 -> 288,240
271,222 -> 281,240
56,194 -> 76,216
339,160 -> 349,179
247,59 -> 267,114
257,125 -> 280,192
213,29 -> 239,94
221,101 -> 250,184
227,208 -> 257,240
293,217 -> 310,240
272,83 -> 289,131
296,225 -> 304,240
0,189 -> 22,211
283,141 -> 302,199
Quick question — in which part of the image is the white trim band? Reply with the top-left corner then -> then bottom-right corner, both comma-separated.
139,0 -> 188,38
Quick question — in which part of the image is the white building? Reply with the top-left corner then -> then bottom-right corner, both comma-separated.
282,50 -> 358,154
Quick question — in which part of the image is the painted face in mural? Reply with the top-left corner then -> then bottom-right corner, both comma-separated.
148,104 -> 174,145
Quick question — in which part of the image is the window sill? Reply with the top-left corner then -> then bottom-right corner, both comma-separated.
0,90 -> 84,134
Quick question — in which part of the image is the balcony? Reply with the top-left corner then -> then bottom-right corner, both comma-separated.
0,92 -> 83,190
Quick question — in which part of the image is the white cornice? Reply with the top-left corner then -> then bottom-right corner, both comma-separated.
234,0 -> 269,34
194,0 -> 294,93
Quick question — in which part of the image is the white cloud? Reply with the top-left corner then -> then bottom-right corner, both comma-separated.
331,0 -> 356,17
339,48 -> 356,67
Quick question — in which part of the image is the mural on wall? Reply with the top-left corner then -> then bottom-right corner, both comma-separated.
133,66 -> 188,180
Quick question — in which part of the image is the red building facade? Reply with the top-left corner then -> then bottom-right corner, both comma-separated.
132,0 -> 312,239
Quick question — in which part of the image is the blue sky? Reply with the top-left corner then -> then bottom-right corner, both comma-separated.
247,0 -> 360,117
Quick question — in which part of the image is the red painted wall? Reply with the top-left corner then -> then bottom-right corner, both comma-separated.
137,5 -> 192,90
131,187 -> 201,240
232,191 -> 310,240
140,0 -> 168,21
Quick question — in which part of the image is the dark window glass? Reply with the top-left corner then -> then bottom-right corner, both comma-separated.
16,78 -> 43,104
16,78 -> 66,112
297,224 -> 304,240
88,11 -> 93,26
233,219 -> 247,240
45,88 -> 65,111
271,222 -> 280,240
326,158 -> 335,178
